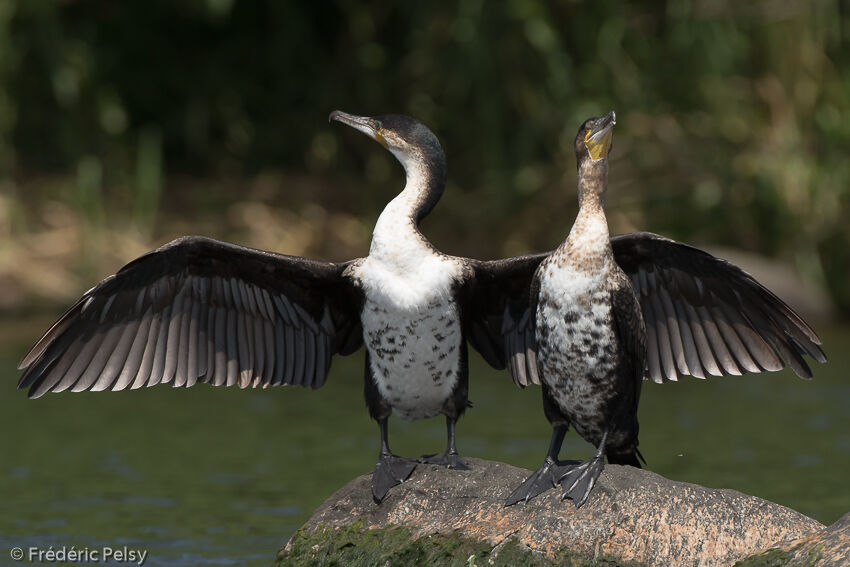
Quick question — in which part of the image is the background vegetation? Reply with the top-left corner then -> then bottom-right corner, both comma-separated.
1,0 -> 848,315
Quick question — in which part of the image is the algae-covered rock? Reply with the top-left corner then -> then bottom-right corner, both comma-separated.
277,521 -> 626,567
737,512 -> 850,566
280,458 -> 825,567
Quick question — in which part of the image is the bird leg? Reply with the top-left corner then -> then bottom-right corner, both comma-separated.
420,415 -> 469,470
558,430 -> 608,508
371,417 -> 417,503
504,425 -> 572,506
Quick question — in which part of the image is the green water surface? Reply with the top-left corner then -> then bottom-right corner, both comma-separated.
1,321 -> 848,566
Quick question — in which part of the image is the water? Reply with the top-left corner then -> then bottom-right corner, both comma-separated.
2,320 -> 848,566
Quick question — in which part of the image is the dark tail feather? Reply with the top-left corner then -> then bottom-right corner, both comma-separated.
608,449 -> 644,468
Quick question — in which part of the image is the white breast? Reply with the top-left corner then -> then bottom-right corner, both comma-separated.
352,251 -> 464,421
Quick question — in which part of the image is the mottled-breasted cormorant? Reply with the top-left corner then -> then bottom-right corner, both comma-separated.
468,112 -> 826,507
17,111 -> 523,502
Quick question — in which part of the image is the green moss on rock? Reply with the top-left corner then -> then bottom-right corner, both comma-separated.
733,543 -> 823,567
276,521 -> 632,567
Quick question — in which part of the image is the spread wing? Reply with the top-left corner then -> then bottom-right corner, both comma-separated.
464,253 -> 549,387
18,235 -> 364,398
611,232 -> 826,383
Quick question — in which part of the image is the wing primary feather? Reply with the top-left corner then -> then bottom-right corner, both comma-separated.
148,304 -> 171,387
260,288 -> 276,322
513,331 -> 528,387
314,333 -> 329,389
163,285 -> 187,384
696,304 -> 741,375
113,311 -> 153,390
185,297 -> 202,387
28,336 -> 87,397
719,301 -> 783,372
670,300 -> 702,378
212,307 -> 228,387
236,310 -> 253,388
262,319 -> 275,387
649,292 -> 677,382
710,305 -> 760,373
657,286 -> 689,374
132,309 -> 161,389
642,298 -> 664,383
216,276 -> 230,308
229,279 -> 243,312
254,287 -> 271,320
18,326 -> 75,390
71,326 -> 124,392
252,315 -> 265,385
225,308 -> 239,387
241,282 -> 258,316
525,337 -> 541,385
284,325 -> 296,384
684,302 -> 722,376
272,318 -> 285,386
50,330 -> 104,393
174,293 -> 193,388
197,276 -> 211,303
92,320 -> 140,391
741,298 -> 812,378
293,328 -> 306,386
19,301 -> 84,370
303,331 -> 316,389
197,304 -> 210,381
637,268 -> 649,295
752,292 -> 825,362
508,331 -> 524,387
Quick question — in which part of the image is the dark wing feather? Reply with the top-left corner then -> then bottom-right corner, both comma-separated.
18,235 -> 364,398
612,232 -> 826,383
610,271 -> 646,412
463,253 -> 549,388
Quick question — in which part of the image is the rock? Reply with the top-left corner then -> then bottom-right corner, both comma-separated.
739,512 -> 850,566
279,458 -> 825,567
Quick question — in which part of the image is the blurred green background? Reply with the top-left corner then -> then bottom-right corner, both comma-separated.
1,2 -> 848,565
0,0 -> 848,316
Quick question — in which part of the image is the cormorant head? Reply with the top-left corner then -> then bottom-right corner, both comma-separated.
329,111 -> 445,176
574,111 -> 616,165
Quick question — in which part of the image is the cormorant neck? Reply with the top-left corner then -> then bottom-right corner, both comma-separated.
562,158 -> 611,263
391,145 -> 447,223
369,147 -> 446,260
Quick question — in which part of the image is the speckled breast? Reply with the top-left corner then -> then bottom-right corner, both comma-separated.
360,295 -> 461,421
536,261 -> 620,439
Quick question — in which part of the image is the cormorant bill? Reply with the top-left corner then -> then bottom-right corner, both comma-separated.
18,111 -> 480,503
464,111 -> 827,508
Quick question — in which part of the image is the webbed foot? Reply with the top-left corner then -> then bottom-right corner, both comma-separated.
558,451 -> 605,508
419,452 -> 470,470
371,454 -> 417,503
505,457 -> 569,506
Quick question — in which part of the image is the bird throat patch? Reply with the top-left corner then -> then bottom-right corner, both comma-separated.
374,129 -> 389,149
585,128 -> 613,161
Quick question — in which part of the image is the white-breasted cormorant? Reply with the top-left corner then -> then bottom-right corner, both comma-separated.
467,111 -> 827,507
17,111 -> 529,502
